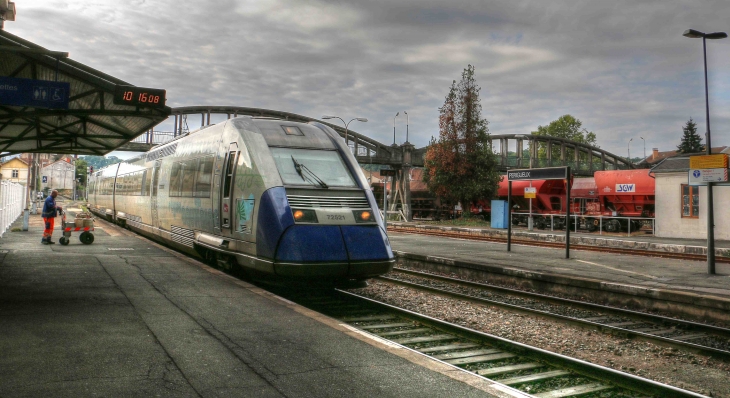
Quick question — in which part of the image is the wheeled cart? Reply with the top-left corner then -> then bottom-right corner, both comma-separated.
60,210 -> 95,245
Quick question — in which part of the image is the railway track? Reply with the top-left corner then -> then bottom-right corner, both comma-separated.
275,287 -> 706,398
379,268 -> 730,360
387,226 -> 730,264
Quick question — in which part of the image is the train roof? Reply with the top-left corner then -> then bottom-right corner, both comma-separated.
243,118 -> 337,150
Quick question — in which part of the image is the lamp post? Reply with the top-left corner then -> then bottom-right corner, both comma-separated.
321,115 -> 368,150
627,138 -> 633,164
393,112 -> 399,145
683,28 -> 727,275
639,137 -> 646,161
404,111 -> 409,143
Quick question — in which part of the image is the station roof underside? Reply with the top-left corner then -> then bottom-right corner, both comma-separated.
0,30 -> 170,156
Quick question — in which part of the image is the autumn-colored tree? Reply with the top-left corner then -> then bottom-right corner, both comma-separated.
423,65 -> 501,215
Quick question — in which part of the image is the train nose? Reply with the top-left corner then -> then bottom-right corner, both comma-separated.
273,225 -> 393,277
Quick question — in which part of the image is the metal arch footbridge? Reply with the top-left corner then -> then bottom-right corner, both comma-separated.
122,106 -> 633,221
123,106 -> 633,175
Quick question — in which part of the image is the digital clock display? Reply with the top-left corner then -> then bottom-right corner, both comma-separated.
113,85 -> 166,108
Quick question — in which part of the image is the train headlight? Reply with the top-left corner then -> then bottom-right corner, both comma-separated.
292,209 -> 318,223
353,210 -> 374,223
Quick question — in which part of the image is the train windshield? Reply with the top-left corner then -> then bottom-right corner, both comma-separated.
270,147 -> 357,188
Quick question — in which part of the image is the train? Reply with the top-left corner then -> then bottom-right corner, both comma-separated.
407,169 -> 655,233
87,116 -> 395,284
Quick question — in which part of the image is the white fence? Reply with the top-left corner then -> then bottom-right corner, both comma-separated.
510,212 -> 655,237
0,181 -> 26,236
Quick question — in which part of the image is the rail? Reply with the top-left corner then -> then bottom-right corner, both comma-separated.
276,287 -> 706,397
383,268 -> 730,359
0,180 -> 25,237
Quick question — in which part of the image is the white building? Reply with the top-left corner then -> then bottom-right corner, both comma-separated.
40,159 -> 75,191
650,150 -> 730,240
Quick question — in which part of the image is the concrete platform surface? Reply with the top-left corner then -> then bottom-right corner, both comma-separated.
0,205 -> 509,398
388,228 -> 730,300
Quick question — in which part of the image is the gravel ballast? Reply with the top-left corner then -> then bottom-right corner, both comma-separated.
352,281 -> 730,397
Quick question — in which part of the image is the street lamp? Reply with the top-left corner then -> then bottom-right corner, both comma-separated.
404,111 -> 409,143
627,138 -> 633,164
639,136 -> 646,161
683,28 -> 727,275
321,115 -> 368,149
393,112 -> 399,145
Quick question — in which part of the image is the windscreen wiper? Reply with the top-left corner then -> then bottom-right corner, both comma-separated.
300,163 -> 328,188
291,156 -> 305,180
291,156 -> 328,188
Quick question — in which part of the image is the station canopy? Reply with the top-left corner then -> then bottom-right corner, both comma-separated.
0,29 -> 170,156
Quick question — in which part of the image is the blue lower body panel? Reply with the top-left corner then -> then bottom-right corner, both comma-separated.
274,225 -> 394,278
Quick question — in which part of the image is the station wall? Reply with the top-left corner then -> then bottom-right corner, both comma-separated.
655,172 -> 730,241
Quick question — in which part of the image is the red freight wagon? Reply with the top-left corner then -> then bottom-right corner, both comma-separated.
571,170 -> 655,232
471,178 -> 570,229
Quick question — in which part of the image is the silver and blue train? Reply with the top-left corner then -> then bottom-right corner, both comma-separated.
88,117 -> 394,282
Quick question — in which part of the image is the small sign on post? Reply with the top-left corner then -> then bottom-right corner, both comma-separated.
524,187 -> 537,198
688,168 -> 728,185
507,166 -> 571,259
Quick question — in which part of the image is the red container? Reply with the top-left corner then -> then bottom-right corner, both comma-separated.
592,170 -> 655,217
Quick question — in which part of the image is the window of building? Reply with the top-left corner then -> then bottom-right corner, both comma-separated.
681,184 -> 699,218
11,169 -> 18,178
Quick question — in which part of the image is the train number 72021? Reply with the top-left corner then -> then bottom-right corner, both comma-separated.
327,214 -> 346,221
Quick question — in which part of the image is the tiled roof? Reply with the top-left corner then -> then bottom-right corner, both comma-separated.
650,157 -> 690,173
639,146 -> 727,166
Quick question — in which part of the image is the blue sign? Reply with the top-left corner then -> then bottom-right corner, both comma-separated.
0,76 -> 70,109
42,176 -> 47,183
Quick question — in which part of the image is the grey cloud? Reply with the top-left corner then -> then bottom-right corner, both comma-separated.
7,0 -> 730,155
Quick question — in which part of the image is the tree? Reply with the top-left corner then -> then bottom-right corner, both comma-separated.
531,115 -> 597,164
74,158 -> 88,187
677,117 -> 703,153
423,65 -> 501,215
79,155 -> 122,171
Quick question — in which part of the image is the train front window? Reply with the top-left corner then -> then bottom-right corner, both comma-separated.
270,147 -> 357,188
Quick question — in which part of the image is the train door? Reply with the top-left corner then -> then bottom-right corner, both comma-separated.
219,143 -> 239,232
151,160 -> 161,228
111,163 -> 121,220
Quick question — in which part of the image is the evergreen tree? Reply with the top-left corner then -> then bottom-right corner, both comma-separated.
677,118 -> 703,153
423,65 -> 501,215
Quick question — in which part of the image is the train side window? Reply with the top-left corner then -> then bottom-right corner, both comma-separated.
681,184 -> 699,218
133,172 -> 143,196
141,170 -> 149,196
170,162 -> 182,197
180,160 -> 198,197
195,156 -> 214,197
223,151 -> 236,198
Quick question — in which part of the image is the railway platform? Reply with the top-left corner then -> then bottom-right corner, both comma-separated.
387,222 -> 730,322
0,206 -> 509,398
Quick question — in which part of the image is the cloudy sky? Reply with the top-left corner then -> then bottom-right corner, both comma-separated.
6,0 -> 730,159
